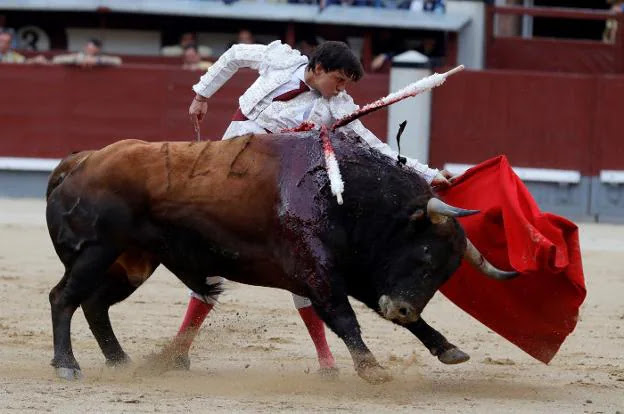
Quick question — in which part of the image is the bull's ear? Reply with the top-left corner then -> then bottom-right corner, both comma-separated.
409,208 -> 426,221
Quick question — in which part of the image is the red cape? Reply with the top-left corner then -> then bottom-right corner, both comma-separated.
437,156 -> 586,363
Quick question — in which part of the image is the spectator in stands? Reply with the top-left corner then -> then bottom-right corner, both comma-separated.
162,32 -> 212,58
423,0 -> 445,14
371,0 -> 412,9
52,38 -> 122,67
0,29 -> 25,63
290,0 -> 325,5
294,34 -> 319,58
320,0 -> 370,7
604,0 -> 624,43
370,30 -> 404,72
409,0 -> 423,10
496,0 -> 522,37
227,28 -> 260,51
182,44 -> 213,71
370,31 -> 442,72
237,28 -> 255,45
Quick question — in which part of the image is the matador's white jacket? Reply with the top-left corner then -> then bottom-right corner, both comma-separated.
193,40 -> 439,183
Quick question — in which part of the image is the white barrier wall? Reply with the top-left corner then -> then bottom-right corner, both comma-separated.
387,50 -> 432,164
447,0 -> 485,70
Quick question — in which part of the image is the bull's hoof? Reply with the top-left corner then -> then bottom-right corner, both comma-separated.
437,347 -> 470,365
105,353 -> 132,368
357,362 -> 392,384
55,367 -> 83,381
317,366 -> 339,380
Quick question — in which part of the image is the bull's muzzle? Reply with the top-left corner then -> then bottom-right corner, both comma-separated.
378,295 -> 420,324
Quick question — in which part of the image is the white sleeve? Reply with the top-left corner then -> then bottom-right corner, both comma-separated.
332,93 -> 439,183
192,43 -> 268,98
344,120 -> 439,184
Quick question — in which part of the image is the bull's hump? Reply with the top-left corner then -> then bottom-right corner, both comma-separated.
140,138 -> 281,200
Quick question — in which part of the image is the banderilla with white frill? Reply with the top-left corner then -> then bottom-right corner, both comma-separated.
319,65 -> 465,205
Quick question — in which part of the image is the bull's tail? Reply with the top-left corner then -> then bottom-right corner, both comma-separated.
46,151 -> 92,199
198,278 -> 224,305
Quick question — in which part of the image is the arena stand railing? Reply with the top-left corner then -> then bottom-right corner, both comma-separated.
485,4 -> 624,74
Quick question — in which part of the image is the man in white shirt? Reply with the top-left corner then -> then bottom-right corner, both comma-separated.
166,40 -> 453,375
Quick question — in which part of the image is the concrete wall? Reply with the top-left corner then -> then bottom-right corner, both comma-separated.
447,0 -> 486,70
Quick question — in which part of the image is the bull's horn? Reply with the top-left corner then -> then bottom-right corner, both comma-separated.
426,198 -> 479,224
464,239 -> 518,280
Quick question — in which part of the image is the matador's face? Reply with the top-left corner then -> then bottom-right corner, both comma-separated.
310,65 -> 354,99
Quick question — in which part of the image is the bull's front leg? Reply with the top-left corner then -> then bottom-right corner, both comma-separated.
313,295 -> 392,384
290,234 -> 391,384
405,318 -> 470,364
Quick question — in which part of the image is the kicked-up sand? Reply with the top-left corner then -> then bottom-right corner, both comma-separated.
0,198 -> 622,413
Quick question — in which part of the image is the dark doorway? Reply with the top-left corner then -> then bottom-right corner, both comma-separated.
532,0 -> 610,40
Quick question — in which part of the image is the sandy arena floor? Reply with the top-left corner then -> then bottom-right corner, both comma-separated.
0,198 -> 622,413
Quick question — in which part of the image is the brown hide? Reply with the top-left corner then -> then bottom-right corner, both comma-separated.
46,151 -> 93,199
48,136 -> 309,292
76,137 -> 282,243
115,249 -> 160,287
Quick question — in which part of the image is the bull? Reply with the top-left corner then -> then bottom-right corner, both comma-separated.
45,131 -> 515,383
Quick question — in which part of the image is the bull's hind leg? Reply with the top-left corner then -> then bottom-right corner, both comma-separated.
81,252 -> 159,367
49,271 -> 75,378
81,267 -> 137,367
406,318 -> 470,364
49,245 -> 119,380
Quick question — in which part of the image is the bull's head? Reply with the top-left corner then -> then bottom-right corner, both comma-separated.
377,198 -> 517,325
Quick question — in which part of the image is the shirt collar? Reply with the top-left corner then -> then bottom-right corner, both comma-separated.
295,63 -> 308,85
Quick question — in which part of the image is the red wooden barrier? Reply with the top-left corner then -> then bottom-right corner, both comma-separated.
0,64 -> 388,158
487,37 -> 616,74
2,64 -> 622,176
429,69 -> 624,176
593,75 -> 624,172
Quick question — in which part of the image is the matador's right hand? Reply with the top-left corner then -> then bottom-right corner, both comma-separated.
189,94 -> 209,131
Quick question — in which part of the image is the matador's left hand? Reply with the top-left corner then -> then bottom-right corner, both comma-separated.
431,169 -> 456,188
